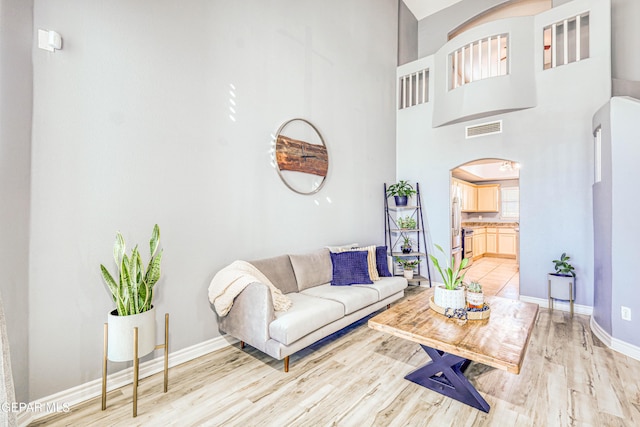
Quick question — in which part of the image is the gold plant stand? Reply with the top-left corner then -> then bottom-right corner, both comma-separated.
101,313 -> 169,417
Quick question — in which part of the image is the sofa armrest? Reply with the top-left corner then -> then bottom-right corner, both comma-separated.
217,282 -> 276,353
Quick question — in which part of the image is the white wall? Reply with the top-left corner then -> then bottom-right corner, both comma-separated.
0,0 -> 33,403
29,0 -> 398,400
398,0 -> 611,306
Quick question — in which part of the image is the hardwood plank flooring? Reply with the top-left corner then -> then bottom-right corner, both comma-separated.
31,286 -> 640,427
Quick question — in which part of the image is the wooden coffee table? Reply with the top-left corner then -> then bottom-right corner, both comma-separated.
368,288 -> 538,413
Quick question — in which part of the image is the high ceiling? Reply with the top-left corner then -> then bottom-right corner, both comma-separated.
403,0 -> 464,20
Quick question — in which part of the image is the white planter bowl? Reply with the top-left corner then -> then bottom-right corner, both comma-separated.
434,285 -> 466,309
403,270 -> 414,280
107,307 -> 156,362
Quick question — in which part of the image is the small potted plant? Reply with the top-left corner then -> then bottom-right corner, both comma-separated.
466,281 -> 484,309
429,244 -> 468,309
548,252 -> 576,302
397,216 -> 417,230
386,180 -> 417,206
395,257 -> 420,279
401,235 -> 413,253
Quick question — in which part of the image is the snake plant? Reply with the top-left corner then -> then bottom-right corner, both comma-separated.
100,224 -> 163,316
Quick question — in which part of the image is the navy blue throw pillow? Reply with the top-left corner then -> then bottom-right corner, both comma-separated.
330,251 -> 373,286
375,246 -> 392,277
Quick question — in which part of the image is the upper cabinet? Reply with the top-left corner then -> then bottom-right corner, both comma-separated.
454,179 -> 500,212
477,185 -> 500,212
460,181 -> 477,212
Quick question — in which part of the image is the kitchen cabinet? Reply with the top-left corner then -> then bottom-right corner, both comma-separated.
461,183 -> 477,212
472,228 -> 486,258
452,179 -> 499,212
477,185 -> 500,212
498,228 -> 517,256
486,228 -> 497,253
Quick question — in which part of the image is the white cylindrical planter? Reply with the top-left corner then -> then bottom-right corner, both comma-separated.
403,270 -> 414,280
548,274 -> 575,300
434,285 -> 466,309
107,307 -> 156,362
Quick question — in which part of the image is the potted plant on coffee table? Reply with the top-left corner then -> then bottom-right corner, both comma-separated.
429,244 -> 468,309
386,180 -> 417,206
548,252 -> 576,313
466,281 -> 484,309
395,257 -> 420,280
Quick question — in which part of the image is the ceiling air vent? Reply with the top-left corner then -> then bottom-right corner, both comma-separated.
465,120 -> 502,139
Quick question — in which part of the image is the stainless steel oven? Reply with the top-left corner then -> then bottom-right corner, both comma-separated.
462,228 -> 474,265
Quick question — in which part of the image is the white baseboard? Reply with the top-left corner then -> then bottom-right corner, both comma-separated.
17,335 -> 236,426
590,317 -> 640,362
518,295 -> 593,316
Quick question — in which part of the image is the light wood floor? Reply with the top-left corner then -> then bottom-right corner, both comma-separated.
33,286 -> 640,426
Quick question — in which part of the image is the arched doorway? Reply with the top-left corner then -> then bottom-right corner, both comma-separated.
451,158 -> 520,299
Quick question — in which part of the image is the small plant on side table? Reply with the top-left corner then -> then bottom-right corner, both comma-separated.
548,252 -> 576,316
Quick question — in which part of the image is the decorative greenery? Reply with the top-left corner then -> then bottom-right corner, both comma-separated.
397,216 -> 417,229
552,252 -> 575,276
100,224 -> 163,316
386,180 -> 417,198
467,281 -> 483,293
402,235 -> 413,246
429,244 -> 469,290
395,257 -> 420,270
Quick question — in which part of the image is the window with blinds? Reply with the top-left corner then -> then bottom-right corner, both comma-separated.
501,187 -> 520,219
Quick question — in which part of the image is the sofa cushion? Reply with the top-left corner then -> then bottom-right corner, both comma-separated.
269,293 -> 344,345
342,245 -> 380,281
249,255 -> 298,294
330,250 -> 373,286
353,276 -> 407,300
301,284 -> 379,315
375,246 -> 392,277
290,248 -> 333,291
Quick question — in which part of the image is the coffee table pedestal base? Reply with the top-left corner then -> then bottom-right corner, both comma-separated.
405,344 -> 490,413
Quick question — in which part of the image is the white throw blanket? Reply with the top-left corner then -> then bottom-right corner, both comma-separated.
208,260 -> 292,316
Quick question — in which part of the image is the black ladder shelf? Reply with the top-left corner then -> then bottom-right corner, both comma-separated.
384,182 -> 432,286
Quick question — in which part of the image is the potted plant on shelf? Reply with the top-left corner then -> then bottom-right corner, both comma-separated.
548,252 -> 575,303
397,216 -> 417,230
466,281 -> 484,309
401,235 -> 413,253
100,224 -> 163,362
395,257 -> 420,280
429,244 -> 468,309
386,180 -> 417,206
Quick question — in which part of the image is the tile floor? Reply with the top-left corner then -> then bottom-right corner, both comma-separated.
463,256 -> 519,299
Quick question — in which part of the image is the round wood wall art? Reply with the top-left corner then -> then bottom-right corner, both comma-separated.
274,118 -> 328,195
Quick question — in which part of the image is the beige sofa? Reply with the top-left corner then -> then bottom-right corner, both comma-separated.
216,247 -> 408,371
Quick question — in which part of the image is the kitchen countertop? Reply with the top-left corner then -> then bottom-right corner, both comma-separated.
462,222 -> 519,228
